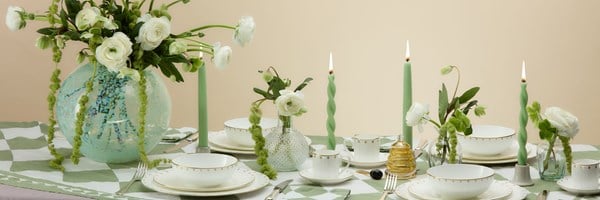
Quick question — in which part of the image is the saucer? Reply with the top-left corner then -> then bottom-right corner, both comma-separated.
299,168 -> 353,184
153,168 -> 254,192
557,176 -> 600,195
142,167 -> 269,196
342,152 -> 388,168
462,143 -> 536,164
408,178 -> 512,200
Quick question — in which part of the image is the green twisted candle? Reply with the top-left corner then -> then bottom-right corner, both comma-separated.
517,77 -> 528,165
326,57 -> 336,150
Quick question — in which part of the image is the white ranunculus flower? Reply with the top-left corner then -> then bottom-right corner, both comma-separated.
95,32 -> 133,73
169,41 -> 187,55
75,7 -> 101,30
212,42 -> 232,69
406,102 -> 430,132
136,14 -> 152,23
5,6 -> 25,31
544,107 -> 579,138
275,90 -> 307,117
135,16 -> 170,51
234,16 -> 255,47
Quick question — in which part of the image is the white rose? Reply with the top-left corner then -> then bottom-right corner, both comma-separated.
212,42 -> 232,69
169,41 -> 187,55
544,107 -> 579,138
275,90 -> 307,117
406,102 -> 430,132
5,6 -> 25,31
95,32 -> 133,72
75,7 -> 101,30
135,16 -> 170,51
234,16 -> 255,47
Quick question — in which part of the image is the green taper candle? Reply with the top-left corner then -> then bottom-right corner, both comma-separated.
326,52 -> 337,150
518,61 -> 528,165
402,40 -> 413,147
198,57 -> 208,147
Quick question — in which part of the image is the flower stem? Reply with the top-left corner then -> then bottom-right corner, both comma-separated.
188,25 -> 236,33
542,134 -> 558,173
451,66 -> 461,100
166,0 -> 184,8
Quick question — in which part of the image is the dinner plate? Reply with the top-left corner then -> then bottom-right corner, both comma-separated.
153,168 -> 254,192
142,167 -> 269,197
299,168 -> 353,184
396,179 -> 528,200
210,131 -> 254,151
463,142 -> 519,161
407,178 -> 512,200
342,152 -> 388,168
209,131 -> 313,155
557,176 -> 600,195
462,143 -> 536,164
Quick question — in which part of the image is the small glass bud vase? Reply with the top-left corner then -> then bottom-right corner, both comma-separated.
426,130 -> 462,167
537,140 -> 566,181
386,138 -> 417,179
264,115 -> 309,171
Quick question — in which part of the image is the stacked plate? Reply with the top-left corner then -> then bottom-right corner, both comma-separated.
142,160 -> 269,196
462,142 -> 536,164
209,130 -> 313,155
395,178 -> 529,200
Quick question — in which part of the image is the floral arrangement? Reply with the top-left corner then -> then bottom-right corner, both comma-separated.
527,101 -> 579,174
406,65 -> 485,163
6,0 -> 254,170
248,67 -> 312,179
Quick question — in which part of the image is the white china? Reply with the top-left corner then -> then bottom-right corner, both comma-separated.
142,167 -> 270,197
211,131 -> 254,151
462,143 -> 536,164
426,164 -> 495,199
342,152 -> 388,168
395,179 -> 528,200
351,134 -> 380,162
171,153 -> 238,187
571,159 -> 600,189
153,167 -> 254,192
557,176 -> 600,195
408,178 -> 512,200
224,117 -> 278,147
299,168 -> 353,184
458,125 -> 516,156
312,149 -> 351,179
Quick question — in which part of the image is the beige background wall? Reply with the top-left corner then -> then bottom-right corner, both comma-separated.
1,0 -> 599,144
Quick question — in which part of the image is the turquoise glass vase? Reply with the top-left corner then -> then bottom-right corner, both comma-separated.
56,63 -> 171,163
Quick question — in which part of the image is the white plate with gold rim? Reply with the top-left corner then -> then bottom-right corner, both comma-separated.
299,168 -> 353,185
396,179 -> 529,200
342,152 -> 388,168
408,178 -> 512,200
142,167 -> 269,196
209,131 -> 313,155
557,176 -> 600,195
153,168 -> 254,192
210,131 -> 254,151
462,143 -> 535,164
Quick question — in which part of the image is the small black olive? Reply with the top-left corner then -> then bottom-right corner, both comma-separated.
369,169 -> 383,180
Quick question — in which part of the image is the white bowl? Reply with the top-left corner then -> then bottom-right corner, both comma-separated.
427,164 -> 495,199
458,125 -> 516,156
224,117 -> 278,147
171,153 -> 238,188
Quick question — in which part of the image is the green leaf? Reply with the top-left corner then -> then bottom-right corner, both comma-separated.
538,119 -> 556,140
163,55 -> 188,63
464,125 -> 473,136
37,27 -> 58,36
268,77 -> 287,98
59,10 -> 69,28
462,100 -> 478,115
62,31 -> 81,41
158,61 -> 184,82
294,77 -> 313,92
142,51 -> 161,66
65,0 -> 82,21
458,87 -> 480,104
253,88 -> 271,99
439,83 -> 449,124
527,101 -> 542,124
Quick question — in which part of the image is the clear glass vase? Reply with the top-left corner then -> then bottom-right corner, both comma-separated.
537,141 -> 566,181
264,115 -> 309,171
426,130 -> 462,167
56,63 -> 171,163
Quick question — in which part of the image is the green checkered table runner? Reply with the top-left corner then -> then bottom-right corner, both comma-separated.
0,121 -> 598,200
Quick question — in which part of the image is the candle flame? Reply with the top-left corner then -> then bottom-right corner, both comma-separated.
199,51 -> 204,59
405,40 -> 410,60
329,52 -> 333,73
521,60 -> 526,82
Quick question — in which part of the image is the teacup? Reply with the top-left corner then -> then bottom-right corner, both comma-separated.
312,149 -> 350,179
571,159 -> 600,189
352,134 -> 380,162
224,117 -> 278,147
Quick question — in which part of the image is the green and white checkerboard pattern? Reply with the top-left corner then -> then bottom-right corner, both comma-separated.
0,121 -> 599,200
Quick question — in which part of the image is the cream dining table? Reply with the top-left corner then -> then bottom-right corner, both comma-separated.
0,121 -> 598,200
